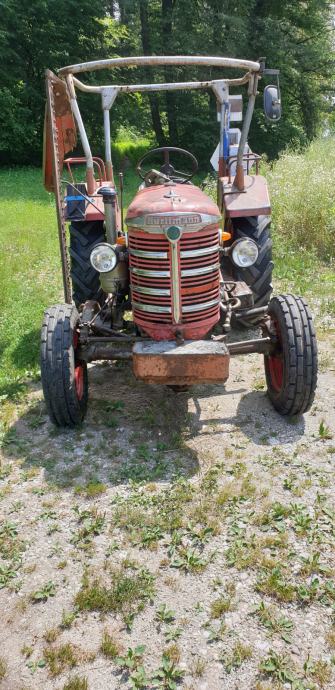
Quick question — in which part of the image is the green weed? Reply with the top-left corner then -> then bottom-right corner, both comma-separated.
75,564 -> 154,624
31,580 -> 56,602
0,656 -> 7,680
44,643 -> 82,677
152,653 -> 184,689
221,641 -> 252,673
318,421 -> 333,440
256,567 -> 295,602
116,645 -> 145,671
252,601 -> 293,643
259,650 -> 296,684
75,482 -> 107,498
100,630 -> 121,659
170,548 -> 207,573
155,604 -> 176,625
63,677 -> 88,690
210,595 -> 234,618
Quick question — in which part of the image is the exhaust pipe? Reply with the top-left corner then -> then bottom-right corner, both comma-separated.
98,187 -> 117,244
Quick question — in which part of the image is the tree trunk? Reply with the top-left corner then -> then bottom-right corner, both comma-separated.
139,0 -> 166,146
162,0 -> 178,144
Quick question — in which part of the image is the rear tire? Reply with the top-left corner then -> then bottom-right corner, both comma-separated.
41,304 -> 88,427
264,294 -> 318,416
69,220 -> 105,308
231,215 -> 273,328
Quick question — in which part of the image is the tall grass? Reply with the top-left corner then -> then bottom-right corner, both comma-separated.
267,137 -> 335,260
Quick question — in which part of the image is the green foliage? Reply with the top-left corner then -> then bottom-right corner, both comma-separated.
155,604 -> 176,625
267,137 -> 335,260
31,580 -> 56,602
115,645 -> 146,671
0,1 -> 334,165
260,650 -> 297,684
0,1 -> 124,164
152,653 -> 184,689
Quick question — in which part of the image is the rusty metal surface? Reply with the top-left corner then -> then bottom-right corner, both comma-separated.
220,175 -> 271,217
228,337 -> 272,356
58,55 -> 260,77
72,74 -> 251,95
44,70 -> 72,303
126,183 -> 220,221
133,340 -> 230,385
43,71 -> 76,193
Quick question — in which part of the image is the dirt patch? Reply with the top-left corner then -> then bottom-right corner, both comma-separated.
0,336 -> 334,690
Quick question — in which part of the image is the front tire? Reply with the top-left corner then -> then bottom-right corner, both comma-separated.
41,304 -> 88,427
231,215 -> 273,328
264,294 -> 318,416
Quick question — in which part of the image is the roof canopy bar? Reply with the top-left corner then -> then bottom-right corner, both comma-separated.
58,55 -> 261,77
72,74 -> 251,95
62,56 -> 262,194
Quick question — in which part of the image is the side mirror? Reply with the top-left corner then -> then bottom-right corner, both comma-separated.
264,85 -> 282,122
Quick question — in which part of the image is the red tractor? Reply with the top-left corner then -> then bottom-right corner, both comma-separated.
42,56 -> 317,426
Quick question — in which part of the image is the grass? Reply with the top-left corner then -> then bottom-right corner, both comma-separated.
266,137 -> 335,261
63,677 -> 88,690
100,630 -> 121,659
221,641 -> 253,673
74,563 -> 155,624
0,168 -> 61,398
44,642 -> 85,677
0,656 -> 7,680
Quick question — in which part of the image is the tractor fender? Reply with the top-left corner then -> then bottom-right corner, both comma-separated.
219,174 -> 271,218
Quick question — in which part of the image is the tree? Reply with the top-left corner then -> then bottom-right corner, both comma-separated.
0,0 -> 120,164
0,0 -> 333,166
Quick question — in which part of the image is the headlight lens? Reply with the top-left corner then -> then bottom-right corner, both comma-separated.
90,243 -> 117,273
231,238 -> 259,268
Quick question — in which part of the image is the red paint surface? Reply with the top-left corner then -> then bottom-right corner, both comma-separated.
128,184 -> 221,341
220,174 -> 271,217
126,182 -> 220,219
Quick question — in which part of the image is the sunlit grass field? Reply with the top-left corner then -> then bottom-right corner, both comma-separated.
0,138 -> 334,398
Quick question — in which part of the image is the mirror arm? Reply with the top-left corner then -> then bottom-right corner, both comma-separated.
233,74 -> 258,191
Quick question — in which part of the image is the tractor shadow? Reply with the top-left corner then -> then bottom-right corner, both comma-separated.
187,388 -> 305,445
2,356 -> 305,490
10,328 -> 41,370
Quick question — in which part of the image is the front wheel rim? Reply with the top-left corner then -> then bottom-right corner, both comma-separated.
74,365 -> 84,400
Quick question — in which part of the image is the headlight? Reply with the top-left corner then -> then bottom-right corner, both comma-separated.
90,243 -> 118,273
231,238 -> 259,268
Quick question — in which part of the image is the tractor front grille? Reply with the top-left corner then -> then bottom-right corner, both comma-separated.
128,225 -> 220,339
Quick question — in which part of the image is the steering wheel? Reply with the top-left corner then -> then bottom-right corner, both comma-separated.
136,146 -> 198,184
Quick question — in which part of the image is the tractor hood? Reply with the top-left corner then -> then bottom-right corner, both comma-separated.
126,183 -> 221,226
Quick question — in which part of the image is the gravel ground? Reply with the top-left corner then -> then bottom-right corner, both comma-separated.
0,332 -> 334,690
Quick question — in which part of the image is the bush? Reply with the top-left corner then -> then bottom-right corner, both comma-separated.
111,125 -> 154,171
267,137 -> 335,260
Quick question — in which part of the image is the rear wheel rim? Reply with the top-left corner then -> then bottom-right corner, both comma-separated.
267,318 -> 284,393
